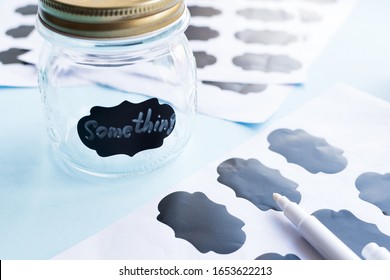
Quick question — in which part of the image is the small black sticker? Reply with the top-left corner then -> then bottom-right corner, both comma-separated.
202,81 -> 267,94
0,48 -> 31,65
185,25 -> 219,41
6,25 -> 35,38
157,191 -> 246,254
237,8 -> 294,22
193,51 -> 217,68
15,5 -> 38,16
188,5 -> 222,17
77,98 -> 176,157
255,253 -> 301,260
232,53 -> 302,73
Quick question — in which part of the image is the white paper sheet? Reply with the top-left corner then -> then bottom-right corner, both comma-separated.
0,0 -> 40,87
298,0 -> 358,68
197,82 -> 292,123
53,84 -> 390,260
0,0 -> 356,124
187,0 -> 306,84
187,0 -> 357,84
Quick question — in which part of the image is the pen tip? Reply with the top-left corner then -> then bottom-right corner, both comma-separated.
273,193 -> 281,202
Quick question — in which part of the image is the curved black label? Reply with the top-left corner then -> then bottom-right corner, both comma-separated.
77,98 -> 176,157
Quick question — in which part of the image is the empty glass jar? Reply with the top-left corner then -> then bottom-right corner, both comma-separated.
36,0 -> 197,177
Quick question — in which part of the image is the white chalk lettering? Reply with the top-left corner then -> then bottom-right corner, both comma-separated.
84,120 -> 98,141
83,109 -> 175,141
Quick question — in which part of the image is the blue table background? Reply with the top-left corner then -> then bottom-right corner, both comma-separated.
1,0 -> 390,259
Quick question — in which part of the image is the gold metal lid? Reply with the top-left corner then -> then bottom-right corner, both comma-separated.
37,0 -> 186,38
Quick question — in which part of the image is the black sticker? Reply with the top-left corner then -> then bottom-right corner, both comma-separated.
77,98 -> 176,157
0,48 -> 31,65
202,81 -> 267,94
6,25 -> 35,38
193,51 -> 217,68
185,25 -> 219,41
157,191 -> 246,254
15,5 -> 38,16
188,5 -> 222,17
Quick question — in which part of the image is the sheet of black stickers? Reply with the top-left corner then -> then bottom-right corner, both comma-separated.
188,0 -> 357,122
186,0 -> 356,85
0,0 -> 39,87
186,0 -> 306,84
0,0 -> 357,124
53,84 -> 390,260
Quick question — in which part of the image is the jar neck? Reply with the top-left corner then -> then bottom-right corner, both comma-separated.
36,8 -> 190,51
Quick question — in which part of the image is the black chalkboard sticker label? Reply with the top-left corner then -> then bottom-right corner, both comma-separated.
77,98 -> 176,157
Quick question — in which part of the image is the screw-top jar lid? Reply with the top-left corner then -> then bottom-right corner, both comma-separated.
37,0 -> 186,38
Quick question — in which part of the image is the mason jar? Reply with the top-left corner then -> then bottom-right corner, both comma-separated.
36,0 -> 197,177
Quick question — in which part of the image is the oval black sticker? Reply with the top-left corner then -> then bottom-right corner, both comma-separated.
77,98 -> 176,157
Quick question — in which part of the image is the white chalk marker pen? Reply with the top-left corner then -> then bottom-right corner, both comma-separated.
362,242 -> 390,260
273,193 -> 360,260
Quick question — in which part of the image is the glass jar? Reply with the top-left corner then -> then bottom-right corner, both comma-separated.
36,0 -> 197,177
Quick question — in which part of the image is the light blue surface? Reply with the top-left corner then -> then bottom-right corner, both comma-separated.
1,0 -> 390,259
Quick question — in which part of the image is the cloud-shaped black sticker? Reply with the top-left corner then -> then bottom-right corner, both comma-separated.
355,172 -> 390,216
6,25 -> 35,38
268,128 -> 348,174
188,5 -> 221,17
313,209 -> 390,259
235,29 -> 298,45
77,98 -> 175,157
217,158 -> 300,211
232,53 -> 302,73
237,8 -> 294,22
157,191 -> 246,254
193,51 -> 217,68
0,48 -> 31,65
202,81 -> 267,94
15,4 -> 38,15
185,25 -> 219,41
255,253 -> 300,260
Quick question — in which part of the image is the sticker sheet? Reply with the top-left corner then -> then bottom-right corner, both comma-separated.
0,0 -> 39,87
187,0 -> 357,84
296,0 -> 358,67
53,84 -> 390,260
0,0 -> 356,123
187,0 -> 306,84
